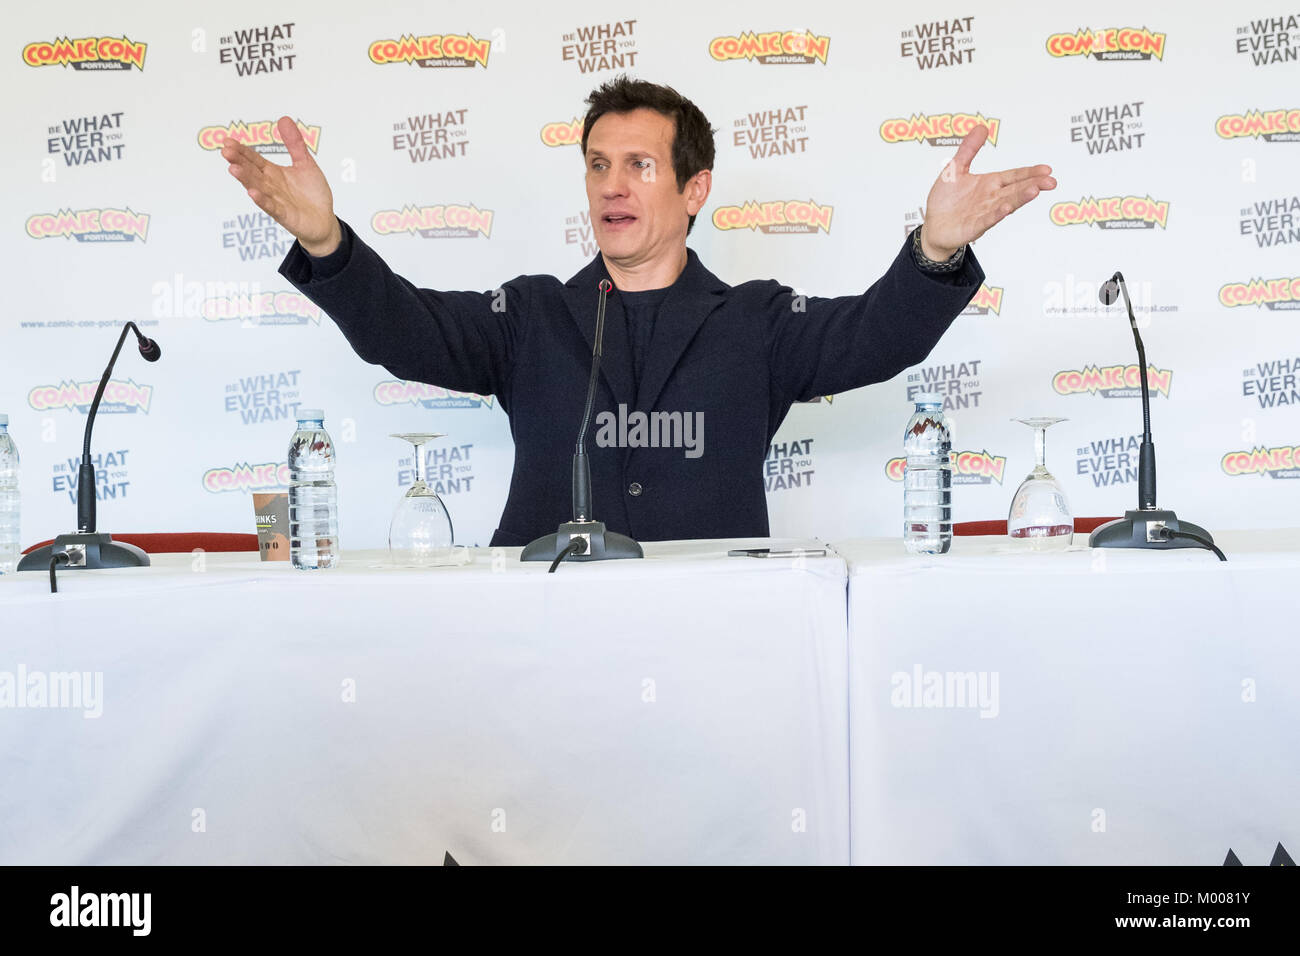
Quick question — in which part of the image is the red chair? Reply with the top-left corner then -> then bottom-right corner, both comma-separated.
953,517 -> 1120,536
22,532 -> 258,554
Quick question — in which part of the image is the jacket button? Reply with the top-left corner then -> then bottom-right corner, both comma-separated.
627,482 -> 643,496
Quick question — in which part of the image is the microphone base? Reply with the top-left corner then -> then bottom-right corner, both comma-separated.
1088,509 -> 1213,551
520,520 -> 644,563
16,532 -> 151,571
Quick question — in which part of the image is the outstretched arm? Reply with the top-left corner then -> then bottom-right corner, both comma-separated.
277,222 -> 525,402
767,126 -> 1050,404
765,238 -> 985,406
222,115 -> 518,398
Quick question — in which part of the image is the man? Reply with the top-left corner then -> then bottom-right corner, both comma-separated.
222,76 -> 1054,547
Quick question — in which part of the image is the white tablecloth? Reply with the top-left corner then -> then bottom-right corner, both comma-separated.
8,529 -> 1297,865
0,539 -> 849,865
841,530 -> 1300,865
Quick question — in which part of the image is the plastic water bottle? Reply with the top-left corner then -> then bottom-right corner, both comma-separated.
288,409 -> 339,569
0,415 -> 18,574
903,394 -> 952,554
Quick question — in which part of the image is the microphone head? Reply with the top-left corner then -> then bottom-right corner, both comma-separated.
598,279 -> 612,293
138,337 -> 162,362
1098,279 -> 1121,306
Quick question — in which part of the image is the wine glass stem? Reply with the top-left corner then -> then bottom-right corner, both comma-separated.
411,441 -> 426,485
1035,427 -> 1047,471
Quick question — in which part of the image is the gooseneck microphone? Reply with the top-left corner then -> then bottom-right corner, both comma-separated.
1089,273 -> 1223,559
522,279 -> 644,569
570,279 -> 608,524
78,322 -> 161,536
18,322 -> 162,576
1098,273 -> 1157,509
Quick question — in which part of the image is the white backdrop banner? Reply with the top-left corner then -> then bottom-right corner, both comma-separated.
4,0 -> 1298,550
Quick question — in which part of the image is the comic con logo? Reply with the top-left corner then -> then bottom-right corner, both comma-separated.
374,380 -> 495,410
712,200 -> 832,234
1234,16 -> 1300,65
963,283 -> 1003,315
766,439 -> 815,492
1049,196 -> 1169,229
26,208 -> 148,242
540,118 -> 584,147
393,110 -> 468,162
47,113 -> 126,168
400,443 -> 477,495
732,106 -> 810,159
52,450 -> 129,505
1045,27 -> 1166,61
906,360 -> 983,410
203,462 -> 290,493
368,33 -> 491,68
1242,356 -> 1300,408
22,36 -> 147,71
880,113 -> 999,147
561,19 -> 638,73
1221,444 -> 1300,478
1071,101 -> 1146,154
1053,364 -> 1173,398
28,379 -> 152,414
218,23 -> 296,76
1216,109 -> 1300,142
197,119 -> 320,156
884,450 -> 1006,485
709,30 -> 831,64
203,290 -> 320,326
224,370 -> 302,425
900,17 -> 975,69
1239,196 -> 1299,248
371,204 -> 493,238
1219,276 -> 1300,310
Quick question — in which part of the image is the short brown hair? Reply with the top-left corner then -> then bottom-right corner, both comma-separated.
582,75 -> 716,235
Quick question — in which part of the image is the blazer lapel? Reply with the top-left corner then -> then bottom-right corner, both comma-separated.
634,249 -> 728,413
562,248 -> 729,414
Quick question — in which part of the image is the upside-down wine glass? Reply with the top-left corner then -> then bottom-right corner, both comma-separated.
389,432 -> 455,566
1007,417 -> 1073,550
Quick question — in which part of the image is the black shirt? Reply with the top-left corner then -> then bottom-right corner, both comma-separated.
616,286 -> 672,396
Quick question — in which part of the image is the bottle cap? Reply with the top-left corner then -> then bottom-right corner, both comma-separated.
296,408 -> 324,421
912,393 -> 943,406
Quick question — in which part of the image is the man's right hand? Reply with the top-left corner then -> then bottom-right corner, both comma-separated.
221,115 -> 341,257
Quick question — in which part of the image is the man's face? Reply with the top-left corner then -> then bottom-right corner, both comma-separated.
584,108 -> 706,268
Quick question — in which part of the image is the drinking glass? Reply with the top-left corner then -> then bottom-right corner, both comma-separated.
1007,417 -> 1073,550
389,433 -> 455,566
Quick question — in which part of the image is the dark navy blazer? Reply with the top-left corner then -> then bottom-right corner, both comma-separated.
280,221 -> 984,546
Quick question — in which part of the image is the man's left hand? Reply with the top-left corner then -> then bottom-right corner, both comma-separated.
920,124 -> 1056,261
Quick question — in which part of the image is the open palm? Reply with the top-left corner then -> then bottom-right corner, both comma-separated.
921,125 -> 1056,260
221,116 -> 340,256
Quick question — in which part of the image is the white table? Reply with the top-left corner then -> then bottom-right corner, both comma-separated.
841,530 -> 1300,865
0,539 -> 849,865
